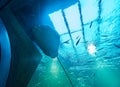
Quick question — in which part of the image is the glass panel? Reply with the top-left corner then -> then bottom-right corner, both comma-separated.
63,3 -> 82,32
80,0 -> 98,24
49,10 -> 68,34
27,44 -> 72,87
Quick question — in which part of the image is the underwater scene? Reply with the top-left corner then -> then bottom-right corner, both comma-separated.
26,0 -> 120,87
1,0 -> 120,87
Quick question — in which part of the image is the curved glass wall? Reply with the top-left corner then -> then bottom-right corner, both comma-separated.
0,18 -> 11,87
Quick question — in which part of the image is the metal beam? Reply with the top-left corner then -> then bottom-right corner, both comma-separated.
78,1 -> 86,43
61,9 -> 76,50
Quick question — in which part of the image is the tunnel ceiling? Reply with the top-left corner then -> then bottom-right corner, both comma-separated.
5,0 -> 80,34
9,0 -> 78,12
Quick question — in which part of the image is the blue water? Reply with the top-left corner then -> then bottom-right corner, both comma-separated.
11,0 -> 120,87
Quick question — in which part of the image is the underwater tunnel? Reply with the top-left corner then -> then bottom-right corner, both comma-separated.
0,0 -> 120,87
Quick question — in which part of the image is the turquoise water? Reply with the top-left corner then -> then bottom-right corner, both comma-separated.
27,40 -> 120,87
27,0 -> 120,87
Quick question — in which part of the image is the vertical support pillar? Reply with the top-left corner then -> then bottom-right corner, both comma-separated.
78,1 -> 86,42
61,10 -> 76,51
78,0 -> 87,49
97,0 -> 102,42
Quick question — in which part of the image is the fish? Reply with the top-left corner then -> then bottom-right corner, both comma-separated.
101,35 -> 108,37
63,39 -> 70,44
76,35 -> 80,39
76,38 -> 81,46
114,44 -> 120,48
89,22 -> 93,28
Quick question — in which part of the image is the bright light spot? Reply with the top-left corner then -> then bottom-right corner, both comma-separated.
49,9 -> 68,34
51,64 -> 58,73
50,58 -> 58,74
53,57 -> 58,62
87,43 -> 97,56
64,3 -> 82,31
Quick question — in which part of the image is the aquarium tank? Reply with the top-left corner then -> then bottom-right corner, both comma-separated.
28,0 -> 120,87
1,0 -> 120,87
